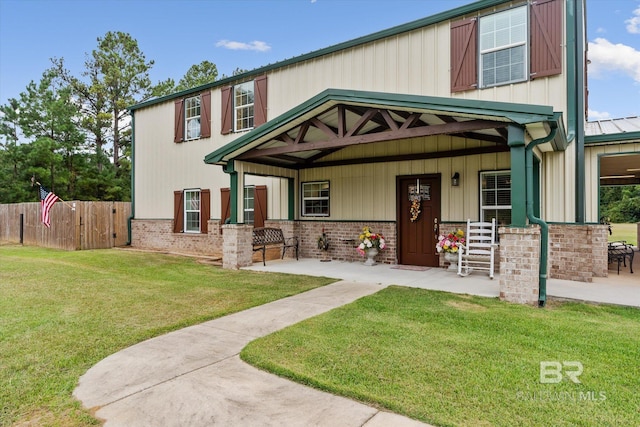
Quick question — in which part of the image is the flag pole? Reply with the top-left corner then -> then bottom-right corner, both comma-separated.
34,180 -> 75,211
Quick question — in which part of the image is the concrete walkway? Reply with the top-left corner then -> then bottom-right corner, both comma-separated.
74,281 -> 431,427
244,258 -> 640,308
74,257 -> 639,426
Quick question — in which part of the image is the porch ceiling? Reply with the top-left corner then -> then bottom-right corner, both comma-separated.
237,103 -> 511,169
600,153 -> 640,186
204,89 -> 559,170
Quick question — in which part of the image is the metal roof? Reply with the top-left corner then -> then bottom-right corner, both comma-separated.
129,0 -> 509,112
585,116 -> 640,136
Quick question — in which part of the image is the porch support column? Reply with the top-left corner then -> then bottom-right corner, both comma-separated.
499,226 -> 540,305
287,178 -> 295,221
222,224 -> 253,269
224,161 -> 238,224
507,124 -> 527,227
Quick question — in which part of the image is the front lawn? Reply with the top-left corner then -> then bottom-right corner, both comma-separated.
610,222 -> 637,246
0,245 -> 333,426
242,286 -> 640,427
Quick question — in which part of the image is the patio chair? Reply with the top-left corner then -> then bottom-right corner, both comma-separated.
457,218 -> 497,279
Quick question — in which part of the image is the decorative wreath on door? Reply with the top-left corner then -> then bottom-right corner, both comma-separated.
410,198 -> 421,222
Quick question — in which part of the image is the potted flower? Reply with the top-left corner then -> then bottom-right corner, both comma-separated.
436,229 -> 465,270
357,226 -> 386,266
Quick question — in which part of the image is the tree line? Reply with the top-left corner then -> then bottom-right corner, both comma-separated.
0,31 -> 236,204
600,186 -> 640,223
3,31 -> 639,224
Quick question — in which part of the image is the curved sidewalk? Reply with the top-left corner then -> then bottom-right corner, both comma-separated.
74,281 -> 432,427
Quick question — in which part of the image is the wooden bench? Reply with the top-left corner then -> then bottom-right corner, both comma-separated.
252,227 -> 299,266
608,241 -> 634,274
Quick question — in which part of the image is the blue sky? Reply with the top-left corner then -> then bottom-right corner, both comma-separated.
1,0 -> 638,121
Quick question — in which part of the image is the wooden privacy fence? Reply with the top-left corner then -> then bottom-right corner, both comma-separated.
0,201 -> 131,250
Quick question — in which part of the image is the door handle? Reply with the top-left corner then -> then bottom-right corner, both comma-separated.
433,218 -> 439,239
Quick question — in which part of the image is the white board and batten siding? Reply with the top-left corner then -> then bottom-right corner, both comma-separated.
134,100 -> 284,221
299,135 -> 510,221
134,0 -> 569,223
268,15 -> 567,122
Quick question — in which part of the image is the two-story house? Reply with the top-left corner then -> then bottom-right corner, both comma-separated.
128,0 -> 640,306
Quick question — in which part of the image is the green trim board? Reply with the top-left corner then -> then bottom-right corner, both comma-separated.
585,131 -> 640,144
508,125 -> 527,227
127,111 -> 136,245
565,0 -> 587,223
128,0 -> 509,112
223,161 -> 238,224
204,88 -> 559,166
287,178 -> 295,221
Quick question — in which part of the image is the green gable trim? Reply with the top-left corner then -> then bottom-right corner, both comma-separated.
129,0 -> 509,112
585,131 -> 640,145
204,88 -> 556,165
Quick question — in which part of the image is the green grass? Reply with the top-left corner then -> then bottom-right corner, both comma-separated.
609,223 -> 638,246
0,245 -> 333,427
242,287 -> 640,427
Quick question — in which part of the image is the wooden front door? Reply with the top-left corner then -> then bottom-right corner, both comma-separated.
397,175 -> 441,267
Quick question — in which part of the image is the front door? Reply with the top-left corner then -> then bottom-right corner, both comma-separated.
397,175 -> 441,267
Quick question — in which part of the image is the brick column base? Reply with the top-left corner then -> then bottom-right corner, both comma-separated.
222,224 -> 253,269
499,226 -> 540,306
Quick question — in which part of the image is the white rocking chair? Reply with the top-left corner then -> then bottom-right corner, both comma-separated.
457,218 -> 497,279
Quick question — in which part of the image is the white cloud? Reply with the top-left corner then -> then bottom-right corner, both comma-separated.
596,27 -> 606,34
215,40 -> 271,52
588,38 -> 640,82
587,109 -> 611,120
625,6 -> 640,34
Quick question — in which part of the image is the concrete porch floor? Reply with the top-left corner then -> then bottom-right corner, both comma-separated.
243,257 -> 640,308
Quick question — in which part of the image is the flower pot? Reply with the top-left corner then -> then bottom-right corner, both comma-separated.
444,252 -> 458,271
364,248 -> 379,266
319,250 -> 331,262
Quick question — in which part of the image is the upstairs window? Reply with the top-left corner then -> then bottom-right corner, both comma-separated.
302,181 -> 330,217
221,75 -> 268,135
173,92 -> 211,143
234,82 -> 254,132
450,0 -> 562,92
479,6 -> 527,88
185,96 -> 201,140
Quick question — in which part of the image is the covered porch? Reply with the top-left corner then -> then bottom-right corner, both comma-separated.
205,89 -> 579,305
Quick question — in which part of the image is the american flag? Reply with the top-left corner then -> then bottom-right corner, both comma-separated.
39,186 -> 60,228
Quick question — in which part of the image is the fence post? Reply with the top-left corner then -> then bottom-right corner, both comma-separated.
19,213 -> 24,244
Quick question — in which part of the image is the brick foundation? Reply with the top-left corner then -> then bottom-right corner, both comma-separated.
132,219 -> 610,289
294,221 -> 397,264
499,226 -> 540,306
131,219 -> 222,257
